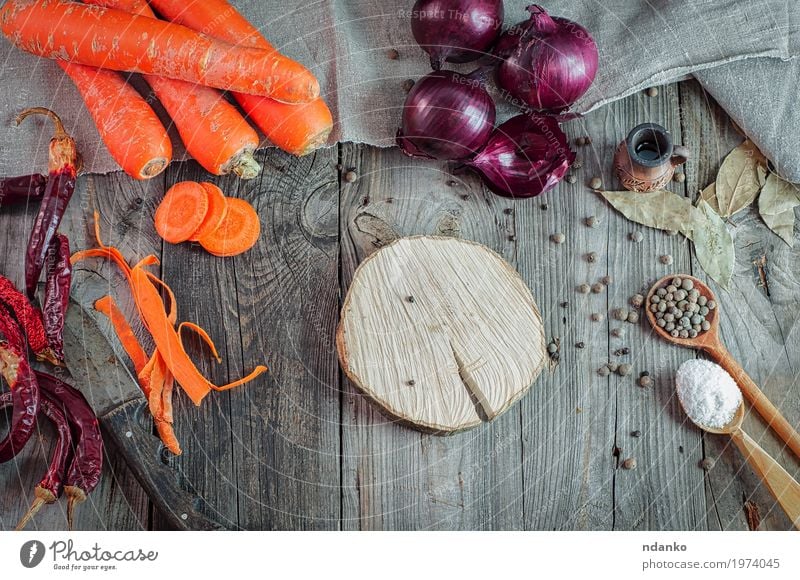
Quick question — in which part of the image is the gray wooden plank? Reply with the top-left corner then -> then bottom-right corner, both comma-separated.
158,150 -> 341,530
679,80 -> 800,531
519,83 -> 706,530
339,143 -> 524,530
0,172 -> 154,530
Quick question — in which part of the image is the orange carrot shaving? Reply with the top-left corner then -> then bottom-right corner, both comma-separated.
130,265 -> 266,405
146,351 -> 181,455
155,182 -> 209,244
178,322 -> 222,363
94,295 -> 147,375
189,183 -> 228,242
199,198 -> 261,257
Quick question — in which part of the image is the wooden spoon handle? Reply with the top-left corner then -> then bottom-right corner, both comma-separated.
707,344 -> 800,460
730,429 -> 800,529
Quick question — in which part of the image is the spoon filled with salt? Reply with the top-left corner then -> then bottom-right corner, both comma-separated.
646,274 -> 800,461
676,359 -> 800,529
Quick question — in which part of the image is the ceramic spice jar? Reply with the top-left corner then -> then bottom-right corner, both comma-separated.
613,123 -> 690,192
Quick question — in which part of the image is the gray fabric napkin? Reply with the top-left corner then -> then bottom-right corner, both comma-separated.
0,1 -> 796,180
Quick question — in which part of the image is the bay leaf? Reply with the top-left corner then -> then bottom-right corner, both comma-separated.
758,172 -> 800,246
713,139 -> 767,218
699,182 -> 719,214
693,200 -> 734,288
599,189 -> 698,240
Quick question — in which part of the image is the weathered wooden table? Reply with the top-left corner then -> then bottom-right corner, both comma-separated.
1,80 -> 799,530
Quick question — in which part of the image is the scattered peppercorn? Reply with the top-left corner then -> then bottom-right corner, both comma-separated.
406,295 -> 415,303
606,362 -> 619,372
622,457 -> 637,469
630,294 -> 645,308
575,137 -> 586,146
591,283 -> 605,294
631,430 -> 642,438
660,254 -> 674,265
541,202 -> 549,210
407,380 -> 415,386
387,48 -> 399,60
601,275 -> 612,285
673,171 -> 686,183
547,342 -> 558,354
700,457 -> 715,471
617,363 -> 632,376
578,284 -> 591,294
344,170 -> 358,183
614,308 -> 628,321
587,251 -> 598,263
585,215 -> 599,228
590,312 -> 603,322
638,375 -> 653,388
630,231 -> 643,243
402,79 -> 415,92
575,341 -> 585,349
611,328 -> 624,338
560,301 -> 569,308
589,177 -> 602,189
614,347 -> 630,356
597,365 -> 610,376
551,232 -> 565,244
627,311 -> 639,324
565,173 -> 577,184
646,86 -> 659,97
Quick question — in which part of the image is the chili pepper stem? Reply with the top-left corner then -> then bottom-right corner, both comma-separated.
65,486 -> 87,531
16,107 -> 68,139
15,486 -> 56,531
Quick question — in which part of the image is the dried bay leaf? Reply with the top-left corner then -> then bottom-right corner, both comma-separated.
693,200 -> 734,288
758,173 -> 800,246
712,139 -> 767,218
599,189 -> 698,239
699,182 -> 719,215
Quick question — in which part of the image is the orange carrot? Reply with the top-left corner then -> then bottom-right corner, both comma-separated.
199,198 -> 261,257
154,182 -> 209,244
83,0 -> 261,179
146,351 -> 181,455
0,0 -> 320,103
58,63 -> 171,179
150,0 -> 333,156
130,265 -> 267,406
94,295 -> 148,375
189,183 -> 227,242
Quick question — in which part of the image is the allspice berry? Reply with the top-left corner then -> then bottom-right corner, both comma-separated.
589,177 -> 602,189
630,231 -> 644,243
590,312 -> 604,322
673,171 -> 686,183
591,283 -> 605,294
585,215 -> 599,228
344,170 -> 358,183
638,375 -> 654,388
597,365 -> 611,377
622,457 -> 637,470
578,283 -> 591,294
566,173 -> 577,184
587,251 -> 598,263
660,254 -> 674,265
617,363 -> 632,376
387,48 -> 400,60
551,232 -> 566,244
700,457 -> 715,471
646,87 -> 659,97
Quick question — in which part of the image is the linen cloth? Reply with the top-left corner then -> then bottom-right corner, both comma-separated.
0,1 -> 797,180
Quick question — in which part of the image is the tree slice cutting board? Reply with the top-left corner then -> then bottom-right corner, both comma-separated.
337,236 -> 547,432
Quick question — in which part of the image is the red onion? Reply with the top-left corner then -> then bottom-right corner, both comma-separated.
496,5 -> 598,113
465,113 -> 575,198
397,70 -> 496,161
411,0 -> 504,70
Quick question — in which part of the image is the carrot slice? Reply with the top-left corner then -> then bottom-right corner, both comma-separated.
178,322 -> 222,363
155,182 -> 209,244
94,295 -> 147,375
190,183 -> 228,242
199,198 -> 261,257
130,265 -> 267,405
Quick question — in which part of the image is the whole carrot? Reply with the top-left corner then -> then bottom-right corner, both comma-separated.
59,63 -> 172,180
0,0 -> 319,103
84,0 -> 261,178
151,0 -> 333,156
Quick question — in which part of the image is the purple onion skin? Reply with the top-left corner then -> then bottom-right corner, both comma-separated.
411,0 -> 504,69
496,5 -> 599,113
397,70 -> 496,161
466,113 -> 575,198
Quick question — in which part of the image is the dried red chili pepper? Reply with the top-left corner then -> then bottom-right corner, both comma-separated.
0,307 -> 40,463
36,371 -> 103,529
1,391 -> 72,530
43,234 -> 71,364
0,273 -> 59,365
17,108 -> 80,299
0,174 -> 47,207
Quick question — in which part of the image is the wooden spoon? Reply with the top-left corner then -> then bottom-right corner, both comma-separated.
678,400 -> 800,529
646,274 -> 800,460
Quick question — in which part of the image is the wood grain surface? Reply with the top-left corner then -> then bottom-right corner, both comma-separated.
1,80 -> 798,530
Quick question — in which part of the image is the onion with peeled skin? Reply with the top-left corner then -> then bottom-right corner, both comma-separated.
397,70 -> 496,161
496,5 -> 598,113
411,0 -> 504,70
465,113 -> 575,198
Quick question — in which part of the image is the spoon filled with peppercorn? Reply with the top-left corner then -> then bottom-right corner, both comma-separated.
646,274 -> 800,461
675,359 -> 800,529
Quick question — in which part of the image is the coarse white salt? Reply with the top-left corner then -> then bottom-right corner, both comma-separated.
676,359 -> 742,429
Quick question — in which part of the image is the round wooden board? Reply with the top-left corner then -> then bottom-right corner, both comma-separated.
337,236 -> 547,432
